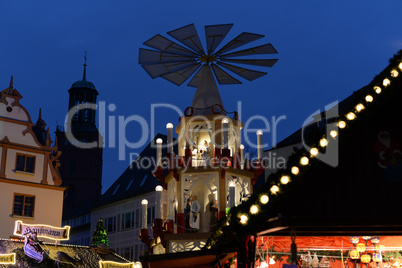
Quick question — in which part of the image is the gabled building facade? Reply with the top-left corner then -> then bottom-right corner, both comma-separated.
0,77 -> 65,239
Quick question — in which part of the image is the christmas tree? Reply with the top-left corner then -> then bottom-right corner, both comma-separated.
91,218 -> 109,246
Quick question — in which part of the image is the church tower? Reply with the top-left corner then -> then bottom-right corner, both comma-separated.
56,54 -> 103,213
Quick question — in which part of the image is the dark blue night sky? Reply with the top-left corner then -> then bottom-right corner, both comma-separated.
1,1 -> 401,192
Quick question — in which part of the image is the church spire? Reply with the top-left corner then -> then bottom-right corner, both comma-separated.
82,51 -> 87,81
9,75 -> 13,88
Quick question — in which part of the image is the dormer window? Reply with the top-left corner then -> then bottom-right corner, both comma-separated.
15,154 -> 35,173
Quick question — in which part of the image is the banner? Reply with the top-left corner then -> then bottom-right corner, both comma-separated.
99,261 -> 135,268
13,220 -> 70,240
0,253 -> 16,264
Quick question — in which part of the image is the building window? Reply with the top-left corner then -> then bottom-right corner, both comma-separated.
147,207 -> 155,225
15,154 -> 36,173
122,212 -> 133,230
13,194 -> 35,217
106,216 -> 117,233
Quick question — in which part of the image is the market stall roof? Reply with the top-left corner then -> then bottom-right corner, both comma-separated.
140,249 -> 236,268
206,50 -> 402,249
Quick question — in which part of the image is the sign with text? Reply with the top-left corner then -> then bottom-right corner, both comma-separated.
0,253 -> 16,264
99,261 -> 135,268
13,220 -> 70,241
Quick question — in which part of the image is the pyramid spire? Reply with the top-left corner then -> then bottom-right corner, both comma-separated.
9,76 -> 13,88
190,66 -> 225,116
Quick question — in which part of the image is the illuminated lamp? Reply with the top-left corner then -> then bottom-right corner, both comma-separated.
300,156 -> 309,165
240,214 -> 248,225
320,138 -> 328,147
374,86 -> 382,94
250,205 -> 259,214
365,95 -> 373,102
260,261 -> 269,268
361,254 -> 371,264
260,194 -> 269,204
346,112 -> 356,120
349,250 -> 360,259
399,62 -> 402,71
310,147 -> 319,156
356,243 -> 366,253
330,130 -> 338,138
383,78 -> 391,87
391,69 -> 399,77
350,236 -> 359,244
270,257 -> 276,265
291,166 -> 299,175
355,103 -> 365,112
280,175 -> 290,184
371,236 -> 380,244
338,121 -> 346,129
372,253 -> 382,262
270,185 -> 279,195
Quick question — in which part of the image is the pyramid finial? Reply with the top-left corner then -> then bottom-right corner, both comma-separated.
39,108 -> 42,119
9,76 -> 13,88
83,51 -> 87,81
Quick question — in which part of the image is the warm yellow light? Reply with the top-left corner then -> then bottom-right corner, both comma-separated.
355,103 -> 364,112
383,78 -> 391,87
222,118 -> 229,124
260,194 -> 269,204
330,130 -> 338,138
256,130 -> 263,135
291,166 -> 299,175
338,121 -> 346,129
250,205 -> 259,214
166,123 -> 173,129
310,147 -> 319,156
346,112 -> 356,120
300,156 -> 309,165
141,199 -> 148,205
391,69 -> 399,77
13,220 -> 70,241
0,253 -> 16,265
99,260 -> 135,268
270,185 -> 279,195
240,214 -> 248,225
155,185 -> 163,192
240,144 -> 244,150
156,138 -> 163,144
399,62 -> 402,71
374,86 -> 382,94
365,95 -> 373,102
320,138 -> 328,147
280,175 -> 290,184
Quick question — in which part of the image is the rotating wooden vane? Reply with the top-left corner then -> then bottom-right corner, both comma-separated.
139,23 -> 278,87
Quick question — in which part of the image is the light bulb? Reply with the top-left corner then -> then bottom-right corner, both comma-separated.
250,205 -> 259,214
260,194 -> 269,204
346,112 -> 356,120
300,156 -> 309,165
383,78 -> 391,87
240,214 -> 248,225
291,166 -> 299,175
280,175 -> 290,184
391,69 -> 399,78
320,138 -> 328,147
270,185 -> 279,195
355,103 -> 364,112
310,147 -> 319,156
365,95 -> 373,102
374,86 -> 381,94
338,121 -> 346,129
330,130 -> 338,138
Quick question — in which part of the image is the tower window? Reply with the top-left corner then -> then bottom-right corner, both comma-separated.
15,154 -> 35,173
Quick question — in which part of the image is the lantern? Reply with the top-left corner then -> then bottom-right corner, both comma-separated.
350,236 -> 360,244
349,251 -> 360,259
361,254 -> 371,264
372,253 -> 382,262
356,243 -> 366,253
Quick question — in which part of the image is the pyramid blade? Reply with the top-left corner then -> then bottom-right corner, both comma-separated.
215,32 -> 265,55
143,34 -> 198,57
188,65 -> 207,88
220,58 -> 278,67
167,24 -> 204,55
220,43 -> 278,58
139,48 -> 195,64
141,61 -> 197,79
211,64 -> 242,85
217,61 -> 267,81
205,23 -> 233,54
161,63 -> 202,86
